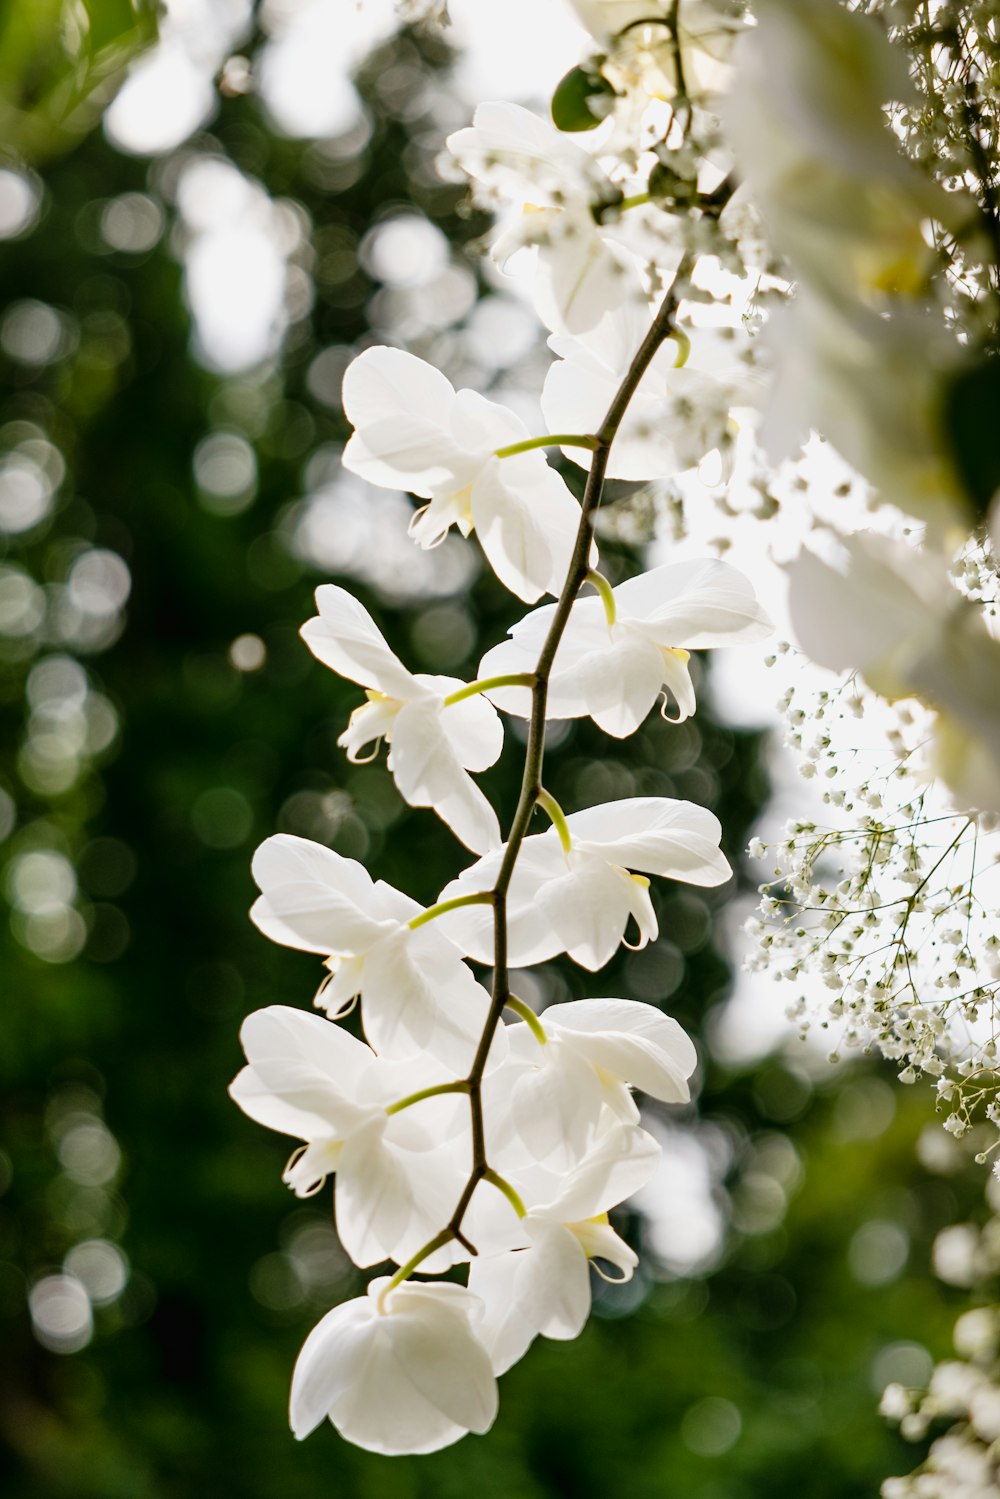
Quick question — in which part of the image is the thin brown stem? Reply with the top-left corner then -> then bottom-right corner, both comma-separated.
440,256 -> 695,1248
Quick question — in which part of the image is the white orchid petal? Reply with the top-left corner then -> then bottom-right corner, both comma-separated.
535,857 -> 635,970
614,559 -> 773,646
471,455 -> 581,603
228,1066 -> 337,1143
389,699 -> 500,853
465,1251 -> 538,1374
335,1121 -> 466,1270
291,1284 -> 497,1454
388,1298 -> 499,1433
342,421 -> 469,496
250,834 -> 393,955
342,344 -> 458,432
510,1041 -> 604,1165
450,385 -> 526,451
533,225 -> 638,337
538,1121 -> 662,1222
568,797 -> 731,885
521,1220 -> 593,1338
301,584 -> 418,699
341,346 -> 468,494
447,100 -> 608,205
361,931 -> 490,1068
289,1299 -> 374,1441
559,630 -> 670,738
430,680 -> 504,773
547,997 -> 698,1102
237,1006 -> 377,1117
571,1219 -> 639,1279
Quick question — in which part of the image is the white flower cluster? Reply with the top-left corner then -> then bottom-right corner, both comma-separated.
882,1304 -> 1000,1499
730,1 -> 1000,1154
746,659 -> 1000,1133
233,0 -> 775,1457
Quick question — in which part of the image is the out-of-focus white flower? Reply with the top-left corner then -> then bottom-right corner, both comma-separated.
440,798 -> 731,969
724,0 -> 950,309
542,288 -> 757,481
301,584 -> 503,851
758,291 -> 967,535
340,346 -> 585,600
447,102 -> 642,334
486,999 -> 698,1166
481,559 -> 772,738
290,1278 -> 498,1454
468,1118 -> 659,1370
786,531 -> 1000,812
229,1006 -> 467,1269
250,833 -> 493,1067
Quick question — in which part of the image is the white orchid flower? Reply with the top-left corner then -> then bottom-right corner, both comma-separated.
467,1119 -> 660,1372
483,999 -> 698,1169
439,797 -> 731,971
300,583 -> 503,852
447,101 -> 642,335
480,559 -> 772,739
340,346 -> 585,601
786,531 -> 1000,812
250,833 -> 498,1069
542,288 -> 758,483
290,1278 -> 498,1454
229,1006 -> 470,1270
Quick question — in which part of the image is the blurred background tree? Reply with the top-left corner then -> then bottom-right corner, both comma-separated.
0,5 -> 980,1496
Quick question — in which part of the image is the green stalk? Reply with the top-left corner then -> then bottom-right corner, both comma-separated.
537,787 -> 573,853
442,673 -> 536,708
407,891 -> 494,931
494,433 -> 599,459
385,1081 -> 470,1116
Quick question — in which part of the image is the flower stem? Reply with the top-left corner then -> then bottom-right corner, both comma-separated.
505,995 -> 547,1045
385,1080 -> 470,1116
392,260 -> 696,1284
441,257 -> 695,1249
537,787 -> 573,853
483,1167 -> 527,1218
586,567 -> 618,627
494,433 -> 600,458
378,1228 -> 456,1310
443,673 -> 536,708
407,891 -> 495,931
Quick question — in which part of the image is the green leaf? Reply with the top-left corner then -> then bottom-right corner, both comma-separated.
550,64 -> 617,133
0,0 -> 159,165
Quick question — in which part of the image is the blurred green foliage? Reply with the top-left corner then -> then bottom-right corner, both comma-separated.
0,0 -> 157,165
0,15 -> 974,1499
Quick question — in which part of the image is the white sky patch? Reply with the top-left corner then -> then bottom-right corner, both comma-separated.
447,0 -> 586,104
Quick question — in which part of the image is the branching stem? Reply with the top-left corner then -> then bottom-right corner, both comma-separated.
396,257 -> 694,1279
